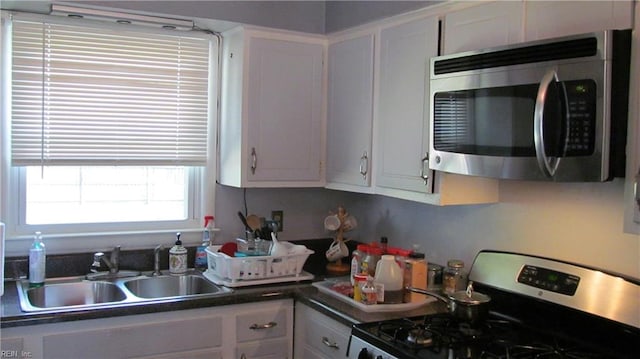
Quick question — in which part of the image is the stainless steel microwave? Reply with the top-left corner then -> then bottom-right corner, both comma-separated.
429,30 -> 631,181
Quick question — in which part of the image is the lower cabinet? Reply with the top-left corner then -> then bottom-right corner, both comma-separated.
294,302 -> 351,359
1,299 -> 293,359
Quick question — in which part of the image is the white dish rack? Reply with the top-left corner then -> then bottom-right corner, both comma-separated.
204,245 -> 314,283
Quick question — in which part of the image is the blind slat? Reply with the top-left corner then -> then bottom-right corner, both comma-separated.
11,19 -> 211,166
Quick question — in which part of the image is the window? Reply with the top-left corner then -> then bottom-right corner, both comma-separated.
1,12 -> 218,238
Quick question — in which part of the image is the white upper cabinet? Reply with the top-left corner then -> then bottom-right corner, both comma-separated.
374,15 -> 497,205
443,1 -> 524,54
525,0 -> 634,41
375,17 -> 439,195
326,32 -> 375,192
219,27 -> 325,188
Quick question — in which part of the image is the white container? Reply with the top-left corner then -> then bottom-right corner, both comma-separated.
374,254 -> 403,304
205,245 -> 313,282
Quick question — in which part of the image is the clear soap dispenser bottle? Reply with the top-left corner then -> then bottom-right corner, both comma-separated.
29,231 -> 46,287
169,232 -> 187,275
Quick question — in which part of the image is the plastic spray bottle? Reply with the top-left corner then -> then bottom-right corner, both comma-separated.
194,215 -> 214,270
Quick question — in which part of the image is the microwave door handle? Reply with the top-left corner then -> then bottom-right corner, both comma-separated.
534,69 -> 561,178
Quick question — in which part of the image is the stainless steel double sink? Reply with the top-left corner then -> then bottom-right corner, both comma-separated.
16,271 -> 232,312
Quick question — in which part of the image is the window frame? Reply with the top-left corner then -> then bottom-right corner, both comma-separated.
0,11 -> 219,250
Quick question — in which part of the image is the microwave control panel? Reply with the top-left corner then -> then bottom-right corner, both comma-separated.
565,80 -> 596,156
517,265 -> 580,296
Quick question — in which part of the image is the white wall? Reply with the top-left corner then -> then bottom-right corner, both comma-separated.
213,178 -> 639,280
338,180 -> 640,279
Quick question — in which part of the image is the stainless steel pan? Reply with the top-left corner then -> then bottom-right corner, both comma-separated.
407,282 -> 490,324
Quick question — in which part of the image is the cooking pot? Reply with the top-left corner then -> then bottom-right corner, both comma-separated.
407,282 -> 491,324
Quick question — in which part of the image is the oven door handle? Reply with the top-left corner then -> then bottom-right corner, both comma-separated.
534,68 -> 564,178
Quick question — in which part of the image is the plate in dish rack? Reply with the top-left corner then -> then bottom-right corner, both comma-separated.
312,278 -> 436,313
204,269 -> 314,288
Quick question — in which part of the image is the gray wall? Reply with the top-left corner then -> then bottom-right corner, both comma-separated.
84,1 -> 327,33
3,1 -> 437,34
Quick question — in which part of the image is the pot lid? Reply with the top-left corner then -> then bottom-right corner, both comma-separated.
449,290 -> 490,304
449,281 -> 491,304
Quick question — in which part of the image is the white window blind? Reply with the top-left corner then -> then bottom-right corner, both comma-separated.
11,19 -> 211,166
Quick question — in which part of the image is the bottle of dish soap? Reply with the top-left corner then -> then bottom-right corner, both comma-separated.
169,232 -> 187,275
29,231 -> 46,287
194,215 -> 214,270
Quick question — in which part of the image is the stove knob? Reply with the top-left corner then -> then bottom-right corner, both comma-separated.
376,356 -> 384,359
357,348 -> 369,359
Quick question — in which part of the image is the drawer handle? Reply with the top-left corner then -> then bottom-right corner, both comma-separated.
322,336 -> 339,349
250,321 -> 277,330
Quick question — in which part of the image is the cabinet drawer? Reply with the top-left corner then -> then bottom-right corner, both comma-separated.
303,310 -> 350,357
236,308 -> 288,343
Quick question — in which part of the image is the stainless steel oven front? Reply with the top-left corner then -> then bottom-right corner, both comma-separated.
429,30 -> 631,182
348,335 -> 397,359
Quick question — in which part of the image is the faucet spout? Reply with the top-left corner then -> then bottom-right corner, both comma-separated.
109,246 -> 121,273
92,246 -> 120,274
152,244 -> 163,276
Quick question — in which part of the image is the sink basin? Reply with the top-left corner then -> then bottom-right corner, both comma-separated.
123,274 -> 229,299
17,280 -> 127,311
16,272 -> 233,313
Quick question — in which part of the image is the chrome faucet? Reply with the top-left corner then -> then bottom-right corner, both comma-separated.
91,246 -> 120,274
87,245 -> 140,280
152,244 -> 163,276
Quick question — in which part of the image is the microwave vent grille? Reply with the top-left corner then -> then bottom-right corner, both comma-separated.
434,37 -> 597,75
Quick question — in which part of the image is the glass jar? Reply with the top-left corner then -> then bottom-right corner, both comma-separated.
360,276 -> 378,305
427,263 -> 443,290
443,259 -> 465,295
361,246 -> 383,277
350,244 -> 368,285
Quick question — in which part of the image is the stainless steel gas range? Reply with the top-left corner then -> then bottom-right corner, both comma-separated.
348,250 -> 639,359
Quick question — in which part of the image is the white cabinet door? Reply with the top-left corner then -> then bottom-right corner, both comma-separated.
375,16 -> 439,194
246,37 -> 324,183
525,0 -> 633,41
0,300 -> 294,359
1,308 -> 224,359
219,28 -> 325,188
443,1 -> 524,54
326,32 -> 375,192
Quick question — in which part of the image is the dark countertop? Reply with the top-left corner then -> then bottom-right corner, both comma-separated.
1,277 -> 446,329
1,239 -> 446,329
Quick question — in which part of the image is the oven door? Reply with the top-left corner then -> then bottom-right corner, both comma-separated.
429,59 -> 608,182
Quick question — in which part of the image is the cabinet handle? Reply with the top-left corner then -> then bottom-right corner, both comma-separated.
359,151 -> 369,178
250,321 -> 277,330
322,336 -> 339,349
420,153 -> 430,184
250,147 -> 257,175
